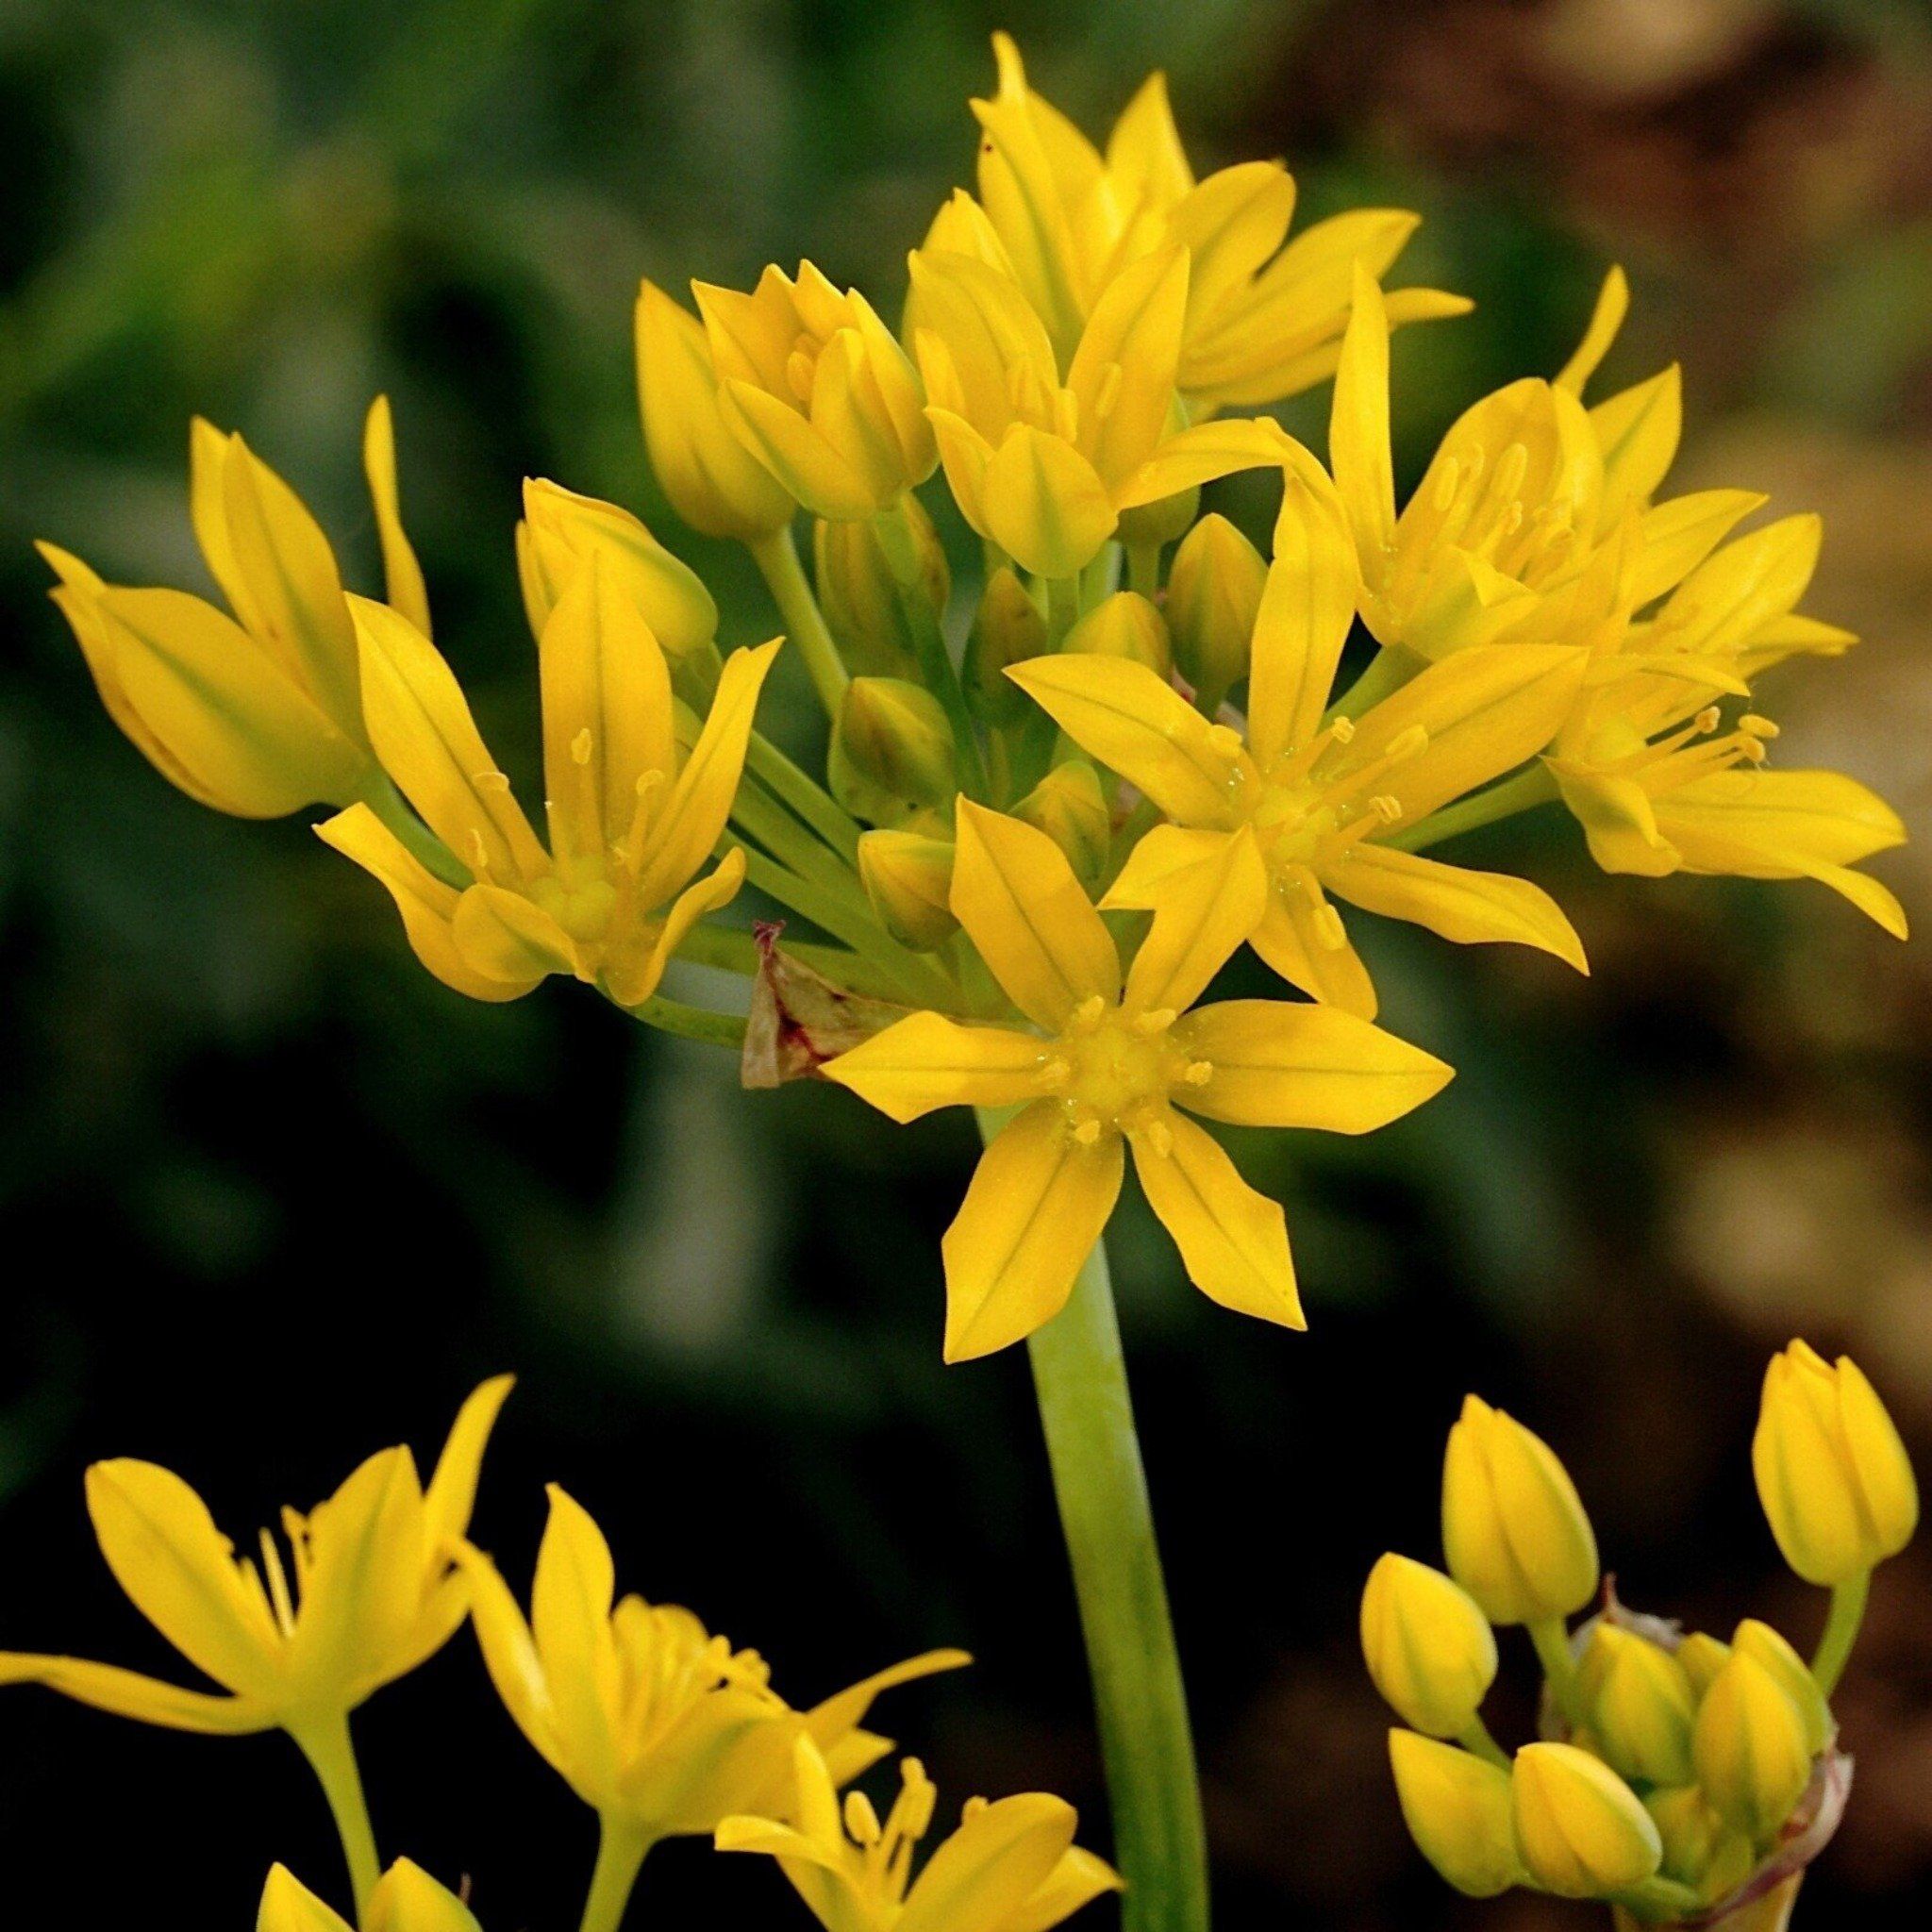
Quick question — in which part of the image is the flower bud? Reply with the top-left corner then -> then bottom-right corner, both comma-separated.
1115,482 -> 1201,551
1360,1555 -> 1499,1740
814,495 -> 949,681
836,677 -> 958,811
1675,1632 -> 1732,1699
1510,1741 -> 1661,1899
635,279 -> 793,542
1063,591 -> 1172,678
1692,1655 -> 1814,1843
964,566 -> 1048,725
1010,762 -> 1111,892
1730,1620 -> 1832,1756
516,478 -> 717,658
1577,1624 -> 1696,1787
1388,1730 -> 1521,1898
1442,1395 -> 1600,1626
1166,512 -> 1265,709
1753,1340 -> 1918,1586
858,829 -> 959,951
1645,1786 -> 1756,1901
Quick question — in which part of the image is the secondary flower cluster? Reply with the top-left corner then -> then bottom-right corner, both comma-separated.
40,37 -> 1906,1367
0,1383 -> 1115,1932
1362,1342 -> 1918,1927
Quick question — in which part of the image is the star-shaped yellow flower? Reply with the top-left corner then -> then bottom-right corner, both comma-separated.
824,800 -> 1453,1359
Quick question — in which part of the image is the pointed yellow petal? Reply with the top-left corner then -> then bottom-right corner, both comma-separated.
188,419 -> 247,616
1166,161 -> 1296,336
1113,416 -> 1286,508
980,425 -> 1115,581
823,1012 -> 1052,1124
1629,490 -> 1767,608
362,397 -> 433,639
366,1860 -> 484,1932
1124,826 -> 1269,1015
1106,67 -> 1192,208
451,1541 -> 570,1783
927,403 -> 998,539
1591,366 -> 1681,529
1006,1846 -> 1125,1932
0,1653 -> 273,1734
803,1648 -> 974,1750
899,1793 -> 1081,1932
722,379 -> 878,520
424,1375 -> 514,1554
1326,844 -> 1589,974
1250,892 -> 1379,1017
1658,767 -> 1905,866
529,1485 -> 624,1804
1065,245 -> 1189,491
450,884 -> 576,991
258,1865 -> 357,1932
1648,514 -> 1821,657
1102,824 -> 1241,909
1330,266 -> 1397,574
1555,266 -> 1627,395
941,1103 -> 1124,1362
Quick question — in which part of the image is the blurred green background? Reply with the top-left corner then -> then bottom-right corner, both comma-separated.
2,0 -> 1930,1924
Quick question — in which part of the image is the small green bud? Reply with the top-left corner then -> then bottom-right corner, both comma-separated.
1010,761 -> 1111,891
858,829 -> 958,950
1063,591 -> 1172,678
1360,1554 -> 1499,1740
814,495 -> 949,679
1692,1655 -> 1813,1843
1578,1624 -> 1696,1787
1388,1731 -> 1521,1898
1510,1741 -> 1661,1900
1115,481 -> 1201,551
1730,1620 -> 1833,1756
1166,512 -> 1265,710
964,565 -> 1048,725
836,676 -> 958,811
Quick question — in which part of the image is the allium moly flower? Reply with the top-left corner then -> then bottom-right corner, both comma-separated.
259,1861 -> 480,1932
957,33 -> 1468,406
317,560 -> 777,1006
455,1486 -> 969,1843
0,1378 -> 510,1740
717,1736 -> 1120,1932
823,799 -> 1453,1359
1010,460 -> 1589,1017
37,400 -> 428,817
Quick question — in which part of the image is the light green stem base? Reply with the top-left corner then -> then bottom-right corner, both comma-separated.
1810,1570 -> 1869,1699
1529,1616 -> 1584,1728
750,525 -> 849,718
291,1711 -> 381,1918
577,1814 -> 653,1932
1392,764 -> 1558,852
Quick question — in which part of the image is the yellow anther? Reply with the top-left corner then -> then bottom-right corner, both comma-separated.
1329,715 -> 1357,744
1071,1117 -> 1103,1147
468,829 -> 491,874
571,727 -> 594,766
961,1795 -> 990,1822
1431,457 -> 1462,509
475,769 -> 512,792
1073,993 -> 1108,1029
1132,1007 -> 1177,1036
1314,904 -> 1349,951
844,1790 -> 882,1846
1038,1057 -> 1073,1089
1694,706 -> 1723,734
1372,794 -> 1404,823
1141,1117 -> 1174,1159
1183,1060 -> 1212,1086
1207,723 -> 1244,759
1740,714 -> 1780,740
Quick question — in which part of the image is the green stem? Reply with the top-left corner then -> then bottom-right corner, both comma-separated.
744,732 -> 862,862
358,771 -> 466,886
749,525 -> 849,718
1326,642 -> 1422,724
620,991 -> 748,1049
291,1712 -> 381,1918
1528,1618 -> 1584,1728
1390,764 -> 1559,852
1457,1715 -> 1511,1771
674,922 -> 911,1003
1126,541 -> 1162,600
731,777 -> 872,916
991,1115 -> 1207,1932
1610,1874 -> 1707,1923
577,1813 -> 653,1932
741,850 -> 953,1005
1810,1569 -> 1870,1699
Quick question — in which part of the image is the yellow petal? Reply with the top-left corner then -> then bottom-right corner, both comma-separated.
802,1648 -> 974,1750
899,1793 -> 1081,1932
0,1653 -> 273,1734
1654,766 -> 1904,867
722,378 -> 878,521
424,1375 -> 515,1555
1166,161 -> 1296,337
1132,1110 -> 1303,1328
822,1012 -> 1052,1124
258,1865 -> 356,1932
941,1102 -> 1124,1362
1648,514 -> 1821,658
950,799 -> 1121,1029
1250,891 -> 1378,1017
452,1541 -> 570,1783
1325,844 -> 1588,974
362,397 -> 433,638
1102,824 -> 1241,909
1123,826 -> 1269,1015
972,85 -> 1089,355
366,1860 -> 484,1932
927,403 -> 998,541
1330,266 -> 1397,575
188,419 -> 247,617
1555,266 -> 1628,395
1629,490 -> 1767,609
1005,1846 -> 1125,1932
1113,416 -> 1286,509
450,884 -> 578,989
1065,245 -> 1189,491
1590,366 -> 1681,530
980,425 -> 1115,581
1171,998 -> 1454,1131
607,848 -> 748,1008
529,1485 -> 624,1804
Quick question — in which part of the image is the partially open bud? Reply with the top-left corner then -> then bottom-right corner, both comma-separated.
1442,1395 -> 1600,1626
1361,1555 -> 1499,1740
1753,1341 -> 1918,1587
964,566 -> 1048,725
1646,1786 -> 1756,1902
814,493 -> 949,680
836,677 -> 958,812
1063,591 -> 1173,678
1510,1741 -> 1662,1899
1692,1655 -> 1814,1843
1166,512 -> 1265,710
1578,1625 -> 1696,1787
1010,762 -> 1111,891
1676,1632 -> 1733,1699
1115,481 -> 1201,551
1731,1620 -> 1833,1756
858,829 -> 958,950
1388,1731 -> 1521,1898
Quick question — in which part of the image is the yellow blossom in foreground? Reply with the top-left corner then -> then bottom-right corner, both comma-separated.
718,1735 -> 1120,1932
958,33 -> 1468,405
1011,460 -> 1589,1018
259,1861 -> 480,1932
823,799 -> 1453,1359
0,1378 -> 510,1740
318,560 -> 776,1005
457,1486 -> 967,1845
1510,1741 -> 1661,1900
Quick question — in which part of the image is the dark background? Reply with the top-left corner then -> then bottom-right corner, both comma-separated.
2,1 -> 1930,1925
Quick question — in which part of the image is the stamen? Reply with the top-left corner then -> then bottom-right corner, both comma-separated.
1071,1117 -> 1103,1147
1431,457 -> 1462,510
571,728 -> 594,766
844,1790 -> 882,1847
1139,1116 -> 1174,1159
1206,724 -> 1245,760
1739,714 -> 1779,741
1182,1060 -> 1212,1086
258,1528 -> 297,1636
475,770 -> 512,793
1131,1008 -> 1176,1036
617,769 -> 668,870
1072,993 -> 1108,1029
1038,1057 -> 1073,1090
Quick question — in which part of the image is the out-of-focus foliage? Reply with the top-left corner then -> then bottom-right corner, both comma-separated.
0,1 -> 1928,1926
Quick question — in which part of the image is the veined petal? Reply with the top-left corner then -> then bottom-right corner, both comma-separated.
1649,514 -> 1822,658
1660,811 -> 1908,939
941,1102 -> 1124,1362
1325,843 -> 1588,974
607,848 -> 747,1008
1102,824 -> 1241,909
972,87 -> 1089,353
0,1653 -> 273,1734
362,396 -> 433,638
811,327 -> 916,505
927,404 -> 998,540
453,1541 -> 570,1783
1330,266 -> 1398,576
950,800 -> 1121,1029
1629,490 -> 1767,609
1123,826 -> 1269,1015
188,418 -> 247,618
1172,998 -> 1453,1130
899,1793 -> 1081,1932
1132,1111 -> 1303,1328
1250,891 -> 1378,1018
1114,416 -> 1285,508
823,1012 -> 1051,1124
980,425 -> 1116,581
1007,1847 -> 1126,1932
908,250 -> 1058,434
1006,654 -> 1250,827
1106,67 -> 1193,209
802,1648 -> 974,1751
451,885 -> 578,990
721,380 -> 879,521
529,1486 -> 624,1805
1591,366 -> 1681,530
1066,245 -> 1189,491
424,1375 -> 515,1556
1167,161 -> 1296,336
1548,762 -> 1678,877
1657,766 -> 1905,865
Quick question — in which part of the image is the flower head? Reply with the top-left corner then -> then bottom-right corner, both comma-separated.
1360,1555 -> 1498,1739
259,1861 -> 481,1932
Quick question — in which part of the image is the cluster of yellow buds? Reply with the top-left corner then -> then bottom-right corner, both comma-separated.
1364,1344 -> 1918,1926
0,1382 -> 1114,1932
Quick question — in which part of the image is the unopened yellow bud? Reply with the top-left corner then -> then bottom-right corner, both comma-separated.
1442,1395 -> 1599,1626
964,566 -> 1049,725
836,677 -> 958,811
857,830 -> 958,951
1730,1620 -> 1832,1756
1692,1655 -> 1814,1843
1166,512 -> 1265,709
1510,1741 -> 1661,1899
1675,1632 -> 1732,1699
1115,482 -> 1201,551
1577,1624 -> 1695,1787
1360,1555 -> 1498,1739
1387,1730 -> 1521,1898
1063,591 -> 1172,678
1753,1340 -> 1918,1586
1010,762 -> 1111,891
1645,1786 -> 1756,1901
814,494 -> 950,680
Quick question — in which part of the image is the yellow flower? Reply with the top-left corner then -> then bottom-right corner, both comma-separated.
823,799 -> 1453,1359
1359,1554 -> 1498,1739
1510,1741 -> 1661,1899
636,278 -> 796,542
908,241 -> 1285,580
1387,1730 -> 1521,1898
1441,1394 -> 1599,1626
958,34 -> 1468,405
456,1485 -> 968,1844
317,561 -> 777,1006
717,1735 -> 1121,1932
0,1378 -> 510,1741
1010,461 -> 1589,1019
1753,1341 -> 1918,1586
36,400 -> 430,817
259,1861 -> 480,1932
696,261 -> 936,520
1576,1624 -> 1696,1788
1691,1655 -> 1814,1844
